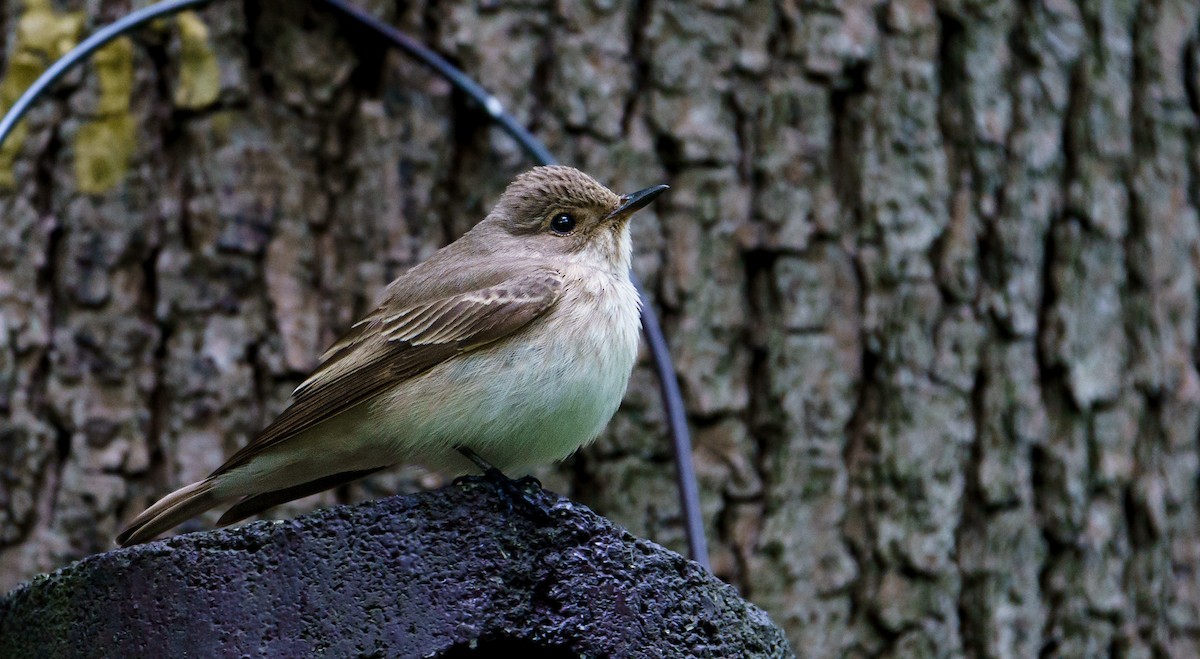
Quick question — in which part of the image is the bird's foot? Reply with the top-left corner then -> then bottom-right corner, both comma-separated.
510,474 -> 542,490
454,447 -> 548,520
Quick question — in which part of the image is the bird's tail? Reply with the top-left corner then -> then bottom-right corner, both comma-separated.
116,479 -> 221,547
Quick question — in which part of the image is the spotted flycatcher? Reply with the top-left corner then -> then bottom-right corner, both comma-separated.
117,166 -> 667,545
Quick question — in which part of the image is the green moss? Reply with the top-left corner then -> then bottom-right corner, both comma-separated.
74,113 -> 136,193
174,11 -> 220,110
0,1 -> 85,188
74,37 -> 136,194
2,6 -> 222,191
15,0 -> 85,60
93,36 -> 134,115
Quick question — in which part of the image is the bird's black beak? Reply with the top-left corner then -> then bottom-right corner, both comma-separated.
608,184 -> 669,222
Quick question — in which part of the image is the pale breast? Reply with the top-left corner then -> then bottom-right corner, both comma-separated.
370,264 -> 642,473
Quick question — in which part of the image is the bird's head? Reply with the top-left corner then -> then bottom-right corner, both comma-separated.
479,165 -> 668,272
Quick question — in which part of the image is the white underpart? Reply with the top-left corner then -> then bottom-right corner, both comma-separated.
378,253 -> 641,472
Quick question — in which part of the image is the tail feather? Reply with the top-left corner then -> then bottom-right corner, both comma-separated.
217,467 -> 384,527
116,479 -> 221,547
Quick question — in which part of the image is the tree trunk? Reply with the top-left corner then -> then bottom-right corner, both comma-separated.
1,1 -> 1198,656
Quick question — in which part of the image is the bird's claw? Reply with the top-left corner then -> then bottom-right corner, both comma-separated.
454,446 -> 549,520
511,474 -> 542,490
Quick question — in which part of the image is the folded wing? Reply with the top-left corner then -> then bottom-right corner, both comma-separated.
213,268 -> 565,474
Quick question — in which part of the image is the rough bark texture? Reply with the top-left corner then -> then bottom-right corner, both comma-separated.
1,1 -> 1198,656
0,481 -> 792,658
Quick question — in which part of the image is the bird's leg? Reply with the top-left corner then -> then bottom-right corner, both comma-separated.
454,446 -> 504,480
453,446 -> 542,490
453,446 -> 547,520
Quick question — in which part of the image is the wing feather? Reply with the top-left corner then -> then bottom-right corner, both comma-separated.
214,268 -> 564,474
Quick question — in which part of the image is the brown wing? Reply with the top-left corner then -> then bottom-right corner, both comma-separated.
213,268 -> 565,474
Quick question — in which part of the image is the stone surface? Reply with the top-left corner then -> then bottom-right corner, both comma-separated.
0,481 -> 791,658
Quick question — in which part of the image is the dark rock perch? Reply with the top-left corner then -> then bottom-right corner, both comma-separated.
0,481 -> 792,657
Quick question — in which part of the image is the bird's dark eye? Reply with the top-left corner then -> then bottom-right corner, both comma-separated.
550,213 -> 576,234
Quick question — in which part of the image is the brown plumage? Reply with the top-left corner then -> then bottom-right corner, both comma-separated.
117,166 -> 667,546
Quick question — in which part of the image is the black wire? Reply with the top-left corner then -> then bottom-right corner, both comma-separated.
0,0 -> 215,146
315,0 -> 557,168
0,0 -> 709,570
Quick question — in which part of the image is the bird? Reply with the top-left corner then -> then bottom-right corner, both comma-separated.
116,165 -> 668,546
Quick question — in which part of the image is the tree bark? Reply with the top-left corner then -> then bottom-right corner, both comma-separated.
1,1 -> 1198,656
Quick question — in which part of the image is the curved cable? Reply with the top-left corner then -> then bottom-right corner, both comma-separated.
315,0 -> 557,168
0,0 -> 709,569
0,0 -> 215,147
